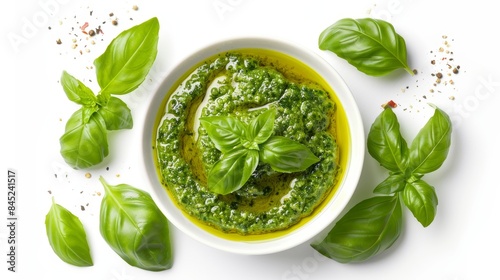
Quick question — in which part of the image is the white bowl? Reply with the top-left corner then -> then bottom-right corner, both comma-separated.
141,37 -> 364,255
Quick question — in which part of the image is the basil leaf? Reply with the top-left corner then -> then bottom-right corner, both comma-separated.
408,105 -> 452,175
200,116 -> 246,153
99,176 -> 173,271
373,173 -> 406,194
81,105 -> 99,124
45,197 -> 93,267
96,96 -> 133,130
311,195 -> 402,263
403,179 -> 438,227
367,107 -> 408,172
95,17 -> 159,95
60,70 -> 96,106
208,148 -> 259,195
319,18 -> 413,76
60,110 -> 108,169
247,108 -> 276,145
260,136 -> 319,173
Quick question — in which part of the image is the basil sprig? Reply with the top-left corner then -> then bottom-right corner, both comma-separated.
59,17 -> 160,169
45,197 -> 93,267
319,18 -> 413,76
200,107 -> 319,195
312,105 -> 452,263
99,176 -> 173,271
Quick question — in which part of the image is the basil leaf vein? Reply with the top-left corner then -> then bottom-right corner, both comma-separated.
60,110 -> 108,169
45,197 -> 93,267
367,107 -> 408,172
408,105 -> 452,175
319,18 -> 413,76
247,107 -> 276,145
207,148 -> 259,195
95,17 -> 159,95
260,136 -> 319,173
312,195 -> 402,263
60,71 -> 96,106
312,105 -> 453,263
200,116 -> 246,153
96,96 -> 133,130
403,179 -> 438,227
99,176 -> 173,271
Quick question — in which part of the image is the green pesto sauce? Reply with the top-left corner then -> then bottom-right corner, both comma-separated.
156,52 -> 338,235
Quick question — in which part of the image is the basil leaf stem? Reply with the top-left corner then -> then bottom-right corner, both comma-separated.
45,197 -> 93,267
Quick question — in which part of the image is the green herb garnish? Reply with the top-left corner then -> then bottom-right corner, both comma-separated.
312,104 -> 452,263
59,17 -> 160,169
45,197 -> 93,267
99,176 -> 173,271
200,107 -> 320,195
318,18 -> 413,76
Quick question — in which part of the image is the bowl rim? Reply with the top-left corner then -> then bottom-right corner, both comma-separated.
141,36 -> 365,255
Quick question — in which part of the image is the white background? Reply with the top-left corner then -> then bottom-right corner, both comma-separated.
1,0 -> 499,279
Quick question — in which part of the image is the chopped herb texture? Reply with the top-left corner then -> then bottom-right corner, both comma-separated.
156,52 -> 339,235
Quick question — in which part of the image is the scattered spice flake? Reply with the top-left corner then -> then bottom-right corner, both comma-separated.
56,38 -> 62,44
96,25 -> 104,34
382,100 -> 397,109
81,205 -> 86,211
132,5 -> 139,11
80,21 -> 90,34
48,190 -> 52,194
85,172 -> 92,178
425,35 -> 463,96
